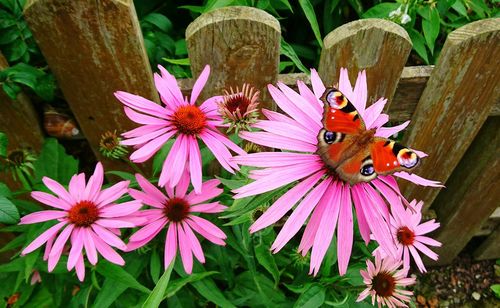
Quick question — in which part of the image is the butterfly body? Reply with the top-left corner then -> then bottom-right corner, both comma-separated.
317,87 -> 420,185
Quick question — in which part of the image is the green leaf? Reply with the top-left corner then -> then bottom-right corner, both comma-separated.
105,170 -> 136,182
96,261 -> 151,294
0,196 -> 19,224
33,138 -> 78,184
34,74 -> 56,101
408,29 -> 429,64
142,260 -> 174,308
298,0 -> 323,48
254,240 -> 280,286
215,176 -> 246,190
491,284 -> 500,299
294,284 -> 325,308
143,13 -> 172,33
280,38 -> 309,73
0,26 -> 19,44
174,39 -> 187,56
0,11 -> 16,28
150,249 -> 161,284
0,132 -> 8,157
164,271 -> 218,298
5,39 -> 27,62
451,0 -> 468,17
361,3 -> 399,19
163,57 -> 190,66
2,81 -> 19,99
152,139 -> 174,176
422,7 -> 440,55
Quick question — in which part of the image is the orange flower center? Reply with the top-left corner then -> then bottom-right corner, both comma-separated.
68,201 -> 100,227
396,226 -> 415,246
372,271 -> 396,297
163,197 -> 190,222
171,105 -> 206,135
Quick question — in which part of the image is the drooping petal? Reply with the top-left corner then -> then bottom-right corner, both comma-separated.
90,231 -> 125,266
22,221 -> 66,255
186,218 -> 225,246
19,210 -> 67,225
129,130 -> 176,163
190,65 -> 210,105
177,224 -> 193,274
114,91 -> 169,119
48,224 -> 75,271
129,218 -> 167,243
82,228 -> 98,265
182,222 -> 205,263
159,134 -> 188,188
67,228 -> 84,271
135,173 -> 168,203
75,254 -> 86,281
393,172 -> 444,187
232,152 -> 318,168
100,200 -> 143,218
164,223 -> 178,268
185,179 -> 222,205
239,131 -> 317,153
375,121 -> 410,138
42,177 -> 75,205
31,191 -> 70,210
188,136 -> 203,194
95,181 -> 130,207
337,184 -> 354,276
91,224 -> 127,249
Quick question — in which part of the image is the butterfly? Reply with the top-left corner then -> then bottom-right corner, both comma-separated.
317,87 -> 420,185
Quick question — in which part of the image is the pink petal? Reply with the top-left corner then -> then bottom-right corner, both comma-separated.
42,177 -> 75,205
239,131 -> 316,153
121,127 -> 172,146
135,173 -> 168,203
352,70 -> 367,114
250,171 -> 324,233
90,232 -> 125,266
22,221 -> 66,255
413,241 -> 439,261
19,210 -> 67,225
186,218 -> 226,246
363,98 -> 387,129
159,134 -> 188,187
272,177 -> 331,253
232,152 -> 318,168
91,224 -> 127,249
394,172 -> 444,187
129,130 -> 176,163
350,185 -> 371,244
375,121 -> 410,138
190,65 -> 210,105
204,128 -> 246,155
48,224 -> 75,271
188,136 -> 203,194
175,168 -> 190,198
415,236 -> 441,247
129,218 -> 167,243
31,191 -> 70,210
123,106 -> 170,126
164,223 -> 178,268
309,181 -> 340,275
100,200 -> 143,218
277,82 -> 322,122
83,162 -> 104,202
261,109 -> 302,127
95,181 -> 130,207
82,228 -> 98,265
68,173 -> 86,202
199,131 -> 238,172
298,188 -> 330,256
75,253 -> 85,281
177,224 -> 193,274
297,79 -> 323,113
67,228 -> 84,270
114,91 -> 169,119
310,68 -> 326,99
122,124 -> 167,139
129,189 -> 164,208
370,114 -> 389,129
158,65 -> 185,106
408,245 -> 426,273
233,161 -> 323,198
337,184 -> 354,276
189,202 -> 226,214
415,220 -> 440,235
188,215 -> 226,239
252,120 -> 317,144
182,222 -> 205,263
43,234 -> 56,261
186,179 -> 222,205
338,68 -> 353,101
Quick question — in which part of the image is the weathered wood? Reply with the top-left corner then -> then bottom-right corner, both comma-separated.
24,0 -> 158,173
400,19 -> 500,208
186,6 -> 280,110
430,117 -> 500,265
0,53 -> 44,190
474,225 -> 500,260
0,54 -> 43,152
318,19 -> 412,108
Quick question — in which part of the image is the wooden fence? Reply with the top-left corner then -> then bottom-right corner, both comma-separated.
1,2 -> 499,265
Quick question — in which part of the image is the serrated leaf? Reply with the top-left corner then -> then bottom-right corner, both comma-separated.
142,260 -> 174,308
294,284 -> 325,308
298,0 -> 323,48
0,196 -> 19,224
96,261 -> 151,294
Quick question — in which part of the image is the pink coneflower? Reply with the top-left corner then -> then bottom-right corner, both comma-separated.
218,83 -> 260,133
19,162 -> 141,281
231,69 -> 441,275
375,200 -> 441,273
357,253 -> 415,307
126,171 -> 227,274
115,65 -> 245,193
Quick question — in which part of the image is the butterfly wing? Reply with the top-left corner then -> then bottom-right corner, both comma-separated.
370,137 -> 420,175
321,87 -> 365,134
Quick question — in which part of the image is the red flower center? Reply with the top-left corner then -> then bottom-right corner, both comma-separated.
163,197 -> 190,222
171,105 -> 206,135
68,201 -> 99,227
372,271 -> 396,297
225,93 -> 251,114
396,226 -> 415,246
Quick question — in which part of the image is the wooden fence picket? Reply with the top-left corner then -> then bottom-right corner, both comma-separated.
474,224 -> 500,261
318,19 -> 412,106
185,6 -> 281,110
24,0 -> 159,173
399,18 -> 500,209
430,117 -> 500,265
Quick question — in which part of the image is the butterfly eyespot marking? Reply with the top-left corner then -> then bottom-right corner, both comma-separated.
323,130 -> 344,144
360,163 -> 375,176
326,90 -> 347,109
397,150 -> 419,169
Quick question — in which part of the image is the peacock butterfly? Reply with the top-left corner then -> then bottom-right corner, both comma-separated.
317,87 -> 420,185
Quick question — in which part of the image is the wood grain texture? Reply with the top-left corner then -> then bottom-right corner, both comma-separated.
430,117 -> 500,265
0,53 -> 43,152
474,225 -> 500,260
399,19 -> 500,208
186,6 -> 280,110
24,0 -> 158,173
318,19 -> 412,108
